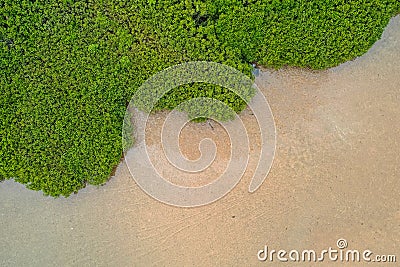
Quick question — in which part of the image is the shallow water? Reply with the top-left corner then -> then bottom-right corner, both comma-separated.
1,16 -> 399,266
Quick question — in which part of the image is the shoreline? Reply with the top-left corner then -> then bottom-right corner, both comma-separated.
1,15 -> 399,267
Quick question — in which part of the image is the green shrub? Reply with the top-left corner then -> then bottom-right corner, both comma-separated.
212,0 -> 400,68
1,0 -> 399,196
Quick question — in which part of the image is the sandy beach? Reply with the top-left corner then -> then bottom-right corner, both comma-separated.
1,15 -> 399,267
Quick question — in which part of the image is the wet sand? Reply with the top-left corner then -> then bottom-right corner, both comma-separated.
1,16 -> 399,266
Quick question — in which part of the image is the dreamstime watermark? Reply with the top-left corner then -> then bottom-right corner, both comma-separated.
122,61 -> 276,207
257,239 -> 397,263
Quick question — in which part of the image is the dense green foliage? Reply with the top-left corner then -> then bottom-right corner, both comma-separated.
212,0 -> 400,68
1,0 -> 399,196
